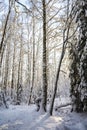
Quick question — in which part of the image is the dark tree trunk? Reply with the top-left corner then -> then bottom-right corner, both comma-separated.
49,40 -> 66,115
40,0 -> 47,112
16,32 -> 23,105
70,0 -> 87,112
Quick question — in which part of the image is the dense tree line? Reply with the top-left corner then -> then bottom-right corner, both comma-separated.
0,0 -> 87,115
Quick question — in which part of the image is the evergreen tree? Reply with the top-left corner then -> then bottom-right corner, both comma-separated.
70,0 -> 87,112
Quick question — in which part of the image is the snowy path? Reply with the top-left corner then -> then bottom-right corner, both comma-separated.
0,105 -> 87,130
0,105 -> 62,130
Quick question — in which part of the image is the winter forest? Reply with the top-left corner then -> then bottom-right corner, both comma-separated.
0,0 -> 87,130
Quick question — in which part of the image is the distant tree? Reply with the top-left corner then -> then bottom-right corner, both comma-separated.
28,5 -> 36,105
16,30 -> 23,105
3,41 -> 10,95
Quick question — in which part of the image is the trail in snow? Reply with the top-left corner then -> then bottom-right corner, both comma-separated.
0,105 -> 62,130
0,104 -> 87,130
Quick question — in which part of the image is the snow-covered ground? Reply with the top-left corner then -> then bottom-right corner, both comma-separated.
0,104 -> 61,130
0,100 -> 87,130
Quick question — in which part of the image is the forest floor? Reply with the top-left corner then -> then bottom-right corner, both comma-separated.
0,99 -> 87,130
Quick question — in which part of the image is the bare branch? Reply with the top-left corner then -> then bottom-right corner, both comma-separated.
15,0 -> 32,13
0,4 -> 11,54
